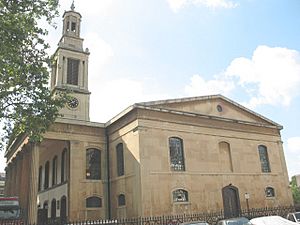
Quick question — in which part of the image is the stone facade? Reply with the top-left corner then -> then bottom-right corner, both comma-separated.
4,4 -> 293,224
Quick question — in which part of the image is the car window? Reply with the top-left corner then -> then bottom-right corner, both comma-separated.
288,214 -> 296,222
295,213 -> 300,221
227,219 -> 250,225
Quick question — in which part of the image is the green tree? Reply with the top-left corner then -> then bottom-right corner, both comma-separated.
290,176 -> 300,204
0,0 -> 67,151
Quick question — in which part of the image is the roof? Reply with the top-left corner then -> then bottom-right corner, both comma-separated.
106,94 -> 282,129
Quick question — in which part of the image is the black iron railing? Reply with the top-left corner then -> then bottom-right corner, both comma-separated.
0,205 -> 295,225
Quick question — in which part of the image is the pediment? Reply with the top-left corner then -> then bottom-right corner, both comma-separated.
137,95 -> 281,127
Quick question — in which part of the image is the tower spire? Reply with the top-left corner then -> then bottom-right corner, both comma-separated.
71,0 -> 75,11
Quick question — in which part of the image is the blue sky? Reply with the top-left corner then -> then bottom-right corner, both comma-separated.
1,0 -> 299,177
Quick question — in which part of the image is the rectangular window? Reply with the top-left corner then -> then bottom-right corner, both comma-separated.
71,22 -> 76,32
67,58 -> 79,85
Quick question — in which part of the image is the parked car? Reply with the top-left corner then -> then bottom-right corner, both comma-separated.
179,221 -> 209,225
250,215 -> 298,225
217,217 -> 251,225
287,212 -> 300,223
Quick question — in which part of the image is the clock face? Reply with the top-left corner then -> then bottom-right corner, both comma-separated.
67,97 -> 79,109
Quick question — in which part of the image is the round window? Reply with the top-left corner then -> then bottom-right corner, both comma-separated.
217,104 -> 223,112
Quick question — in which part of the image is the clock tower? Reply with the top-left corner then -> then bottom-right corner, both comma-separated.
50,2 -> 90,121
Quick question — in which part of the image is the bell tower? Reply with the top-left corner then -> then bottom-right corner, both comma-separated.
51,1 -> 90,121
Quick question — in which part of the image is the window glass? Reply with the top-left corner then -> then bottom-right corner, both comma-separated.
173,189 -> 188,202
118,194 -> 126,206
86,196 -> 102,208
295,213 -> 300,221
169,137 -> 185,171
258,145 -> 271,173
86,149 -> 101,180
265,187 -> 275,197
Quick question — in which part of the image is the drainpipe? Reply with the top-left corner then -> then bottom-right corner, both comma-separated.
105,130 -> 111,219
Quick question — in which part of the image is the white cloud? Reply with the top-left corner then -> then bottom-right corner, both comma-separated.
184,74 -> 235,96
226,45 -> 300,108
167,0 -> 238,12
287,137 -> 300,153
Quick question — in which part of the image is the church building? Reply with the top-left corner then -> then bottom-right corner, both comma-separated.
4,4 -> 293,224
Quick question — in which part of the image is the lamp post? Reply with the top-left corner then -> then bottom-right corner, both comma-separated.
245,193 -> 250,215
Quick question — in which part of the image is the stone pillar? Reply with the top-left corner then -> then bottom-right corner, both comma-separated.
11,161 -> 17,195
27,143 -> 39,224
4,165 -> 10,196
20,147 -> 30,223
15,154 -> 22,197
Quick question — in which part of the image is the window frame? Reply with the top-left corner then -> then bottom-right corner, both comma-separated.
118,194 -> 126,206
67,58 -> 79,85
86,148 -> 101,180
169,137 -> 185,171
172,189 -> 189,203
265,186 -> 275,198
258,145 -> 271,173
86,196 -> 102,208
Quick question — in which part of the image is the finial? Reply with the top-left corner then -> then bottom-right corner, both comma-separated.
70,0 -> 75,11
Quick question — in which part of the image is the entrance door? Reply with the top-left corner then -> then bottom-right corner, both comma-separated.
222,185 -> 241,218
37,208 -> 48,224
60,196 -> 67,223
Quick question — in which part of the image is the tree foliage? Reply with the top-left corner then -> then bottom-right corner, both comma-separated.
0,0 -> 67,151
290,176 -> 300,204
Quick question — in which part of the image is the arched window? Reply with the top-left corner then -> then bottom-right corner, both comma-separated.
86,196 -> 102,208
169,137 -> 185,171
61,149 -> 67,183
219,141 -> 233,172
258,145 -> 271,172
52,156 -> 58,186
118,194 -> 126,206
265,187 -> 275,197
51,199 -> 56,219
44,161 -> 49,189
173,189 -> 188,202
86,148 -> 101,180
38,166 -> 42,191
116,143 -> 124,176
